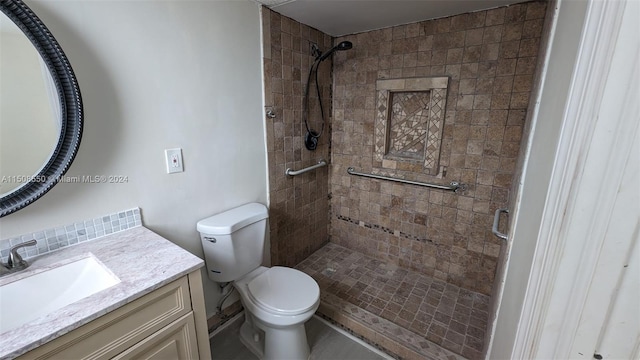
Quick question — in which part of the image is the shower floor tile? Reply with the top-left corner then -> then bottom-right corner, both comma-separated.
297,243 -> 490,360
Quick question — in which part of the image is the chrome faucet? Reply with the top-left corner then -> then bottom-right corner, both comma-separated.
1,239 -> 37,277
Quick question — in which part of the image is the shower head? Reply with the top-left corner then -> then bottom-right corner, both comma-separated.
317,41 -> 353,62
335,41 -> 353,51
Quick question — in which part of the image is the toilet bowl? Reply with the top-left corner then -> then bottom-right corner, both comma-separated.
233,266 -> 319,359
197,203 -> 320,360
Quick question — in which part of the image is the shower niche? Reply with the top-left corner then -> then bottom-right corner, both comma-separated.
374,77 -> 449,177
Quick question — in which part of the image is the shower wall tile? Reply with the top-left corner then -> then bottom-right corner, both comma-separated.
262,8 -> 333,267
329,1 -> 546,295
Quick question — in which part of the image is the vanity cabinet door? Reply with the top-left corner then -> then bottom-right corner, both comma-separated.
18,277 -> 192,360
112,313 -> 199,360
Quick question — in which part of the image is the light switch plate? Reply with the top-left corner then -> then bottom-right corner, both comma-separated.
165,148 -> 184,173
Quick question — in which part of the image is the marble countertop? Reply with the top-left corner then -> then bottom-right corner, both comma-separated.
0,226 -> 204,359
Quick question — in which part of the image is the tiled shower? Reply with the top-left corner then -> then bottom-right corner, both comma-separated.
262,9 -> 333,268
262,1 -> 547,359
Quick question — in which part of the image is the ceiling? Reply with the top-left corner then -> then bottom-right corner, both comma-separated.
256,0 -> 529,37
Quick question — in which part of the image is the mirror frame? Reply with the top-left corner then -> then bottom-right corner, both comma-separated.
0,0 -> 83,217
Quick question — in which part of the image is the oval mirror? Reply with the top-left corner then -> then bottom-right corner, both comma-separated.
0,0 -> 83,217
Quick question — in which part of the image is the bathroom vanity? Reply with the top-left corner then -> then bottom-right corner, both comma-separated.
0,227 -> 212,360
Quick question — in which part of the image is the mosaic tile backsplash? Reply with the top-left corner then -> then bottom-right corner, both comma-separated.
330,1 -> 547,295
0,208 -> 142,261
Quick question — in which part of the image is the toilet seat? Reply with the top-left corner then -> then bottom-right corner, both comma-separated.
247,266 -> 319,316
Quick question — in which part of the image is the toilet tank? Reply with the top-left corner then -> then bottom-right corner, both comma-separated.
197,203 -> 268,282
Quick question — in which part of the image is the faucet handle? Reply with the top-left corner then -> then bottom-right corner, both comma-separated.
8,239 -> 37,269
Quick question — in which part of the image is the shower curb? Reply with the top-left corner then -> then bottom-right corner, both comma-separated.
316,292 -> 467,360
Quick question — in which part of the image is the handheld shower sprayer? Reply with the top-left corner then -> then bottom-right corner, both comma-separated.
303,41 -> 353,151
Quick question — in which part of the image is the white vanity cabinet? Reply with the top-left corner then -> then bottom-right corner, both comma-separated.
18,271 -> 211,360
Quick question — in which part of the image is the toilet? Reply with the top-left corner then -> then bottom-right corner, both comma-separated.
197,203 -> 320,360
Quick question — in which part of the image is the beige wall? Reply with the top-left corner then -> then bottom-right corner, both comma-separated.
329,1 -> 547,296
0,0 -> 267,317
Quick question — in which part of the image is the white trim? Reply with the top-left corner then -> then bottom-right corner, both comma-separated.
258,4 -> 272,209
513,0 -> 631,358
562,7 -> 639,355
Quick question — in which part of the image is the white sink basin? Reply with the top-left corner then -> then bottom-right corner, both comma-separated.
0,256 -> 120,333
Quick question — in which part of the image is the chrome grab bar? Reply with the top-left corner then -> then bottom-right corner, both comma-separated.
346,167 -> 467,192
492,208 -> 509,240
285,159 -> 327,176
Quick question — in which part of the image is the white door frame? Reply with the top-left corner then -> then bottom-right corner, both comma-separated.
506,0 -> 638,358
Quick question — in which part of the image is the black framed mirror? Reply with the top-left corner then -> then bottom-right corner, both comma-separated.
0,0 -> 83,217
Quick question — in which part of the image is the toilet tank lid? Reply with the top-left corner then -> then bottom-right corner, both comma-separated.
197,203 -> 268,235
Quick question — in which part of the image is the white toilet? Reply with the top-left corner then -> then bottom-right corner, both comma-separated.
197,203 -> 320,360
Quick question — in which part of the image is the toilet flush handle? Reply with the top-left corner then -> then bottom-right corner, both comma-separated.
204,237 -> 216,243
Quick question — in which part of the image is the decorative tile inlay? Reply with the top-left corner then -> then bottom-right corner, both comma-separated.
375,77 -> 449,175
425,88 -> 447,170
388,91 -> 430,160
375,91 -> 390,162
336,214 -> 437,245
0,208 -> 142,260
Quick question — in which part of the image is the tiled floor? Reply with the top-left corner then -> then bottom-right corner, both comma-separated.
297,243 -> 490,360
210,314 -> 393,360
